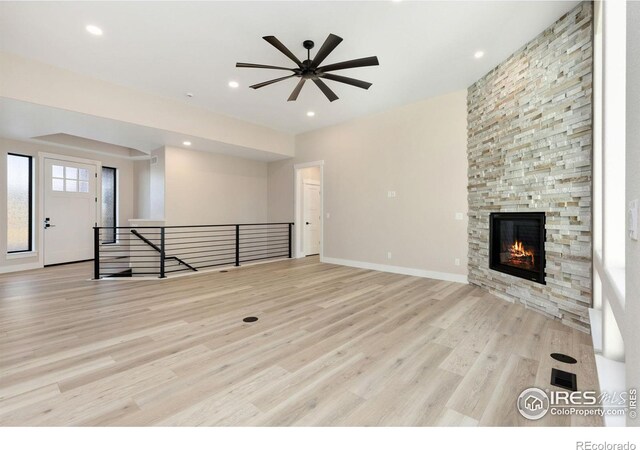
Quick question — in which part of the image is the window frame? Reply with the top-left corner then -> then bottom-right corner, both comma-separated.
101,166 -> 117,245
7,153 -> 33,253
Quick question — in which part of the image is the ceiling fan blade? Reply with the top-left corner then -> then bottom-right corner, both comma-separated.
250,75 -> 296,89
263,36 -> 303,68
288,78 -> 306,102
319,56 -> 380,73
310,33 -> 343,69
321,73 -> 372,90
313,78 -> 339,102
236,62 -> 295,71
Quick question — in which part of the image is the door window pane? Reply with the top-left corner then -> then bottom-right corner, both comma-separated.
52,178 -> 64,191
78,168 -> 89,181
52,165 -> 64,178
101,167 -> 117,244
7,154 -> 32,252
65,166 -> 78,179
65,179 -> 78,192
79,181 -> 89,193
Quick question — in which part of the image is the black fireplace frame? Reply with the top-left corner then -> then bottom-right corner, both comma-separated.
489,212 -> 546,284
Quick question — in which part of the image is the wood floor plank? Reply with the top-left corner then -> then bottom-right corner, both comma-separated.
0,257 -> 601,426
478,354 -> 540,426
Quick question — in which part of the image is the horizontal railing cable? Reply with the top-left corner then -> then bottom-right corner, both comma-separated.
93,222 -> 293,279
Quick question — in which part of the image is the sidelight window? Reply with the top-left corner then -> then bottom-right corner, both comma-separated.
7,153 -> 33,253
101,167 -> 117,244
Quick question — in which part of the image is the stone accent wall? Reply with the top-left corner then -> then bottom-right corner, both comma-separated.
467,2 -> 593,332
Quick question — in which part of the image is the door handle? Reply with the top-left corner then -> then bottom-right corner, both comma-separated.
306,222 -> 310,225
44,224 -> 56,228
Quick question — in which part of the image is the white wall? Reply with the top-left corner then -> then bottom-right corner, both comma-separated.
133,159 -> 150,219
626,0 -> 640,427
0,137 -> 135,272
299,167 -> 320,184
163,146 -> 268,225
149,147 -> 166,220
268,90 -> 468,281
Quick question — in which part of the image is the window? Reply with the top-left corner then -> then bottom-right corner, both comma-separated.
7,153 -> 33,253
101,167 -> 117,244
52,165 -> 90,193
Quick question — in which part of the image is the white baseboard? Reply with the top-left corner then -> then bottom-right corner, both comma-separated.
321,256 -> 468,284
0,261 -> 43,274
594,354 -> 627,427
589,307 -> 627,426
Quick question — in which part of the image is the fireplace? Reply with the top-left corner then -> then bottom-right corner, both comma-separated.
489,212 -> 546,284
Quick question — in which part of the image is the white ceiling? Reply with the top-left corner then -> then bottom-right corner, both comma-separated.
0,1 -> 579,135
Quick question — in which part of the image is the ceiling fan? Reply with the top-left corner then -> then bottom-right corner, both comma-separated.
236,34 -> 379,102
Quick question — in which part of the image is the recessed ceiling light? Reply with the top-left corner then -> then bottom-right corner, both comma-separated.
183,141 -> 192,146
306,111 -> 315,117
228,81 -> 239,88
474,50 -> 485,59
86,25 -> 103,36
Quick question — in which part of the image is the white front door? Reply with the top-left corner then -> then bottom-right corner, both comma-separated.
44,158 -> 98,265
303,182 -> 321,256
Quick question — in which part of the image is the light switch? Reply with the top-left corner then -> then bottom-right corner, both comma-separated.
455,212 -> 464,221
326,212 -> 331,219
629,199 -> 638,241
387,191 -> 396,198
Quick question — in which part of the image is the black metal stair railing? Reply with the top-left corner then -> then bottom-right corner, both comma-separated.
93,222 -> 294,279
129,229 -> 198,272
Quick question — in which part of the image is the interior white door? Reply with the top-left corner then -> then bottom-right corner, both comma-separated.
303,182 -> 321,256
44,158 -> 97,265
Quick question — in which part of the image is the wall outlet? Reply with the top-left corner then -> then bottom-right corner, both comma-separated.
387,191 -> 396,198
387,252 -> 392,259
454,258 -> 461,266
455,212 -> 464,220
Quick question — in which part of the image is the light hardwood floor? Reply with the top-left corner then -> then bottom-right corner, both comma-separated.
0,257 -> 601,426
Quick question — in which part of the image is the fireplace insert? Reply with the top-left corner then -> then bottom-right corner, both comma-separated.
489,212 -> 546,284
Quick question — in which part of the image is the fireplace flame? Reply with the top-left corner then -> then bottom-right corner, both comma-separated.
510,240 -> 534,265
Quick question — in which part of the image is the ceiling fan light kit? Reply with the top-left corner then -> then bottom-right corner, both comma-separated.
236,33 -> 379,102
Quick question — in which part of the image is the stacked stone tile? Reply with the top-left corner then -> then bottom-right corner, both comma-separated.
467,2 -> 593,332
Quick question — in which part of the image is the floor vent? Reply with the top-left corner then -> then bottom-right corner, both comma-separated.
550,353 -> 577,364
550,368 -> 577,391
243,316 -> 258,323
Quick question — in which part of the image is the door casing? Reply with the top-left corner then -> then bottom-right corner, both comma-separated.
293,161 -> 324,259
38,152 -> 102,267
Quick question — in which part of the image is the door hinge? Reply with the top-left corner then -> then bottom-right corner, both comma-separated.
95,197 -> 97,202
95,173 -> 98,178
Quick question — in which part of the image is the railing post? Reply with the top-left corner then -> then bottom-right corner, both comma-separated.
235,225 -> 240,266
159,227 -> 166,278
93,227 -> 100,279
288,223 -> 293,258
